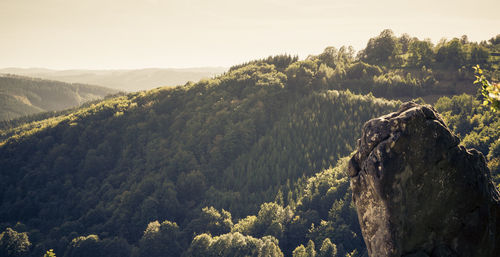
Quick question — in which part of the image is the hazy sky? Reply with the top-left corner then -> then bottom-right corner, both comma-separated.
1,0 -> 499,69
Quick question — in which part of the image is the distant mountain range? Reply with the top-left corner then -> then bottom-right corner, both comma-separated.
0,74 -> 118,121
0,67 -> 227,92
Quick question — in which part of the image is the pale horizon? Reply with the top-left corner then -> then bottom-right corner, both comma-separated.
1,0 -> 499,70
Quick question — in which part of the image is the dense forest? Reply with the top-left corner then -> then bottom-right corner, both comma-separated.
0,75 -> 118,121
0,30 -> 499,257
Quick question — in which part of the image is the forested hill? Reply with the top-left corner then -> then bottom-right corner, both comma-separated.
0,31 -> 499,257
0,67 -> 227,92
307,31 -> 499,101
0,75 -> 119,121
0,55 -> 400,256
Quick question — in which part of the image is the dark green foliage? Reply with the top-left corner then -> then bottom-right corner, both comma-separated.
408,40 -> 434,68
288,158 -> 363,256
315,46 -> 355,69
0,92 -> 127,132
176,170 -> 207,202
436,39 -> 466,69
470,45 -> 490,67
0,56 -> 397,257
344,62 -> 382,80
359,29 -> 400,66
185,207 -> 233,237
100,237 -> 132,257
488,140 -> 500,187
60,235 -> 132,257
318,238 -> 337,257
0,228 -> 31,257
0,75 -> 118,121
435,94 -> 500,187
227,157 -> 363,256
229,54 -> 299,72
217,90 -> 398,216
317,31 -> 500,100
285,60 -> 320,92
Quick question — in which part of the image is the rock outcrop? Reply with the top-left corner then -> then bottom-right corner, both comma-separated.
348,102 -> 500,257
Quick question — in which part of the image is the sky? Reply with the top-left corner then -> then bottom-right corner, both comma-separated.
0,0 -> 499,70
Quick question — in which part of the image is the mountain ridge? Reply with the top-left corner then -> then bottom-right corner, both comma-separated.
0,74 -> 119,121
0,67 -> 227,92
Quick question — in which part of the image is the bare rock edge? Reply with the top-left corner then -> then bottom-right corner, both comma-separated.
348,102 -> 500,257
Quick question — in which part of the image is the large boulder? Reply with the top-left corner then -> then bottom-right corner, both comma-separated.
348,102 -> 500,257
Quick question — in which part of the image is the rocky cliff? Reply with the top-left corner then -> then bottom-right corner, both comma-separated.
348,102 -> 500,257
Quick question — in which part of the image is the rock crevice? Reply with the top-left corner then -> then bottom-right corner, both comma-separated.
349,102 -> 500,257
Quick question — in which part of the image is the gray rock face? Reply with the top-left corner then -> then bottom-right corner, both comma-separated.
348,102 -> 500,257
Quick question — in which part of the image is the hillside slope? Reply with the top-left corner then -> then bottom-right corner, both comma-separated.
0,58 -> 399,257
0,75 -> 118,121
0,67 -> 227,92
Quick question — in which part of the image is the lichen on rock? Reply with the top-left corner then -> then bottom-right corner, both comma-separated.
349,102 -> 500,257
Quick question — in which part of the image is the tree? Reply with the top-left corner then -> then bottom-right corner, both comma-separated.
138,220 -> 182,257
285,60 -> 319,92
100,237 -> 132,257
292,245 -> 307,257
43,249 -> 56,257
185,233 -> 212,257
316,46 -> 355,70
436,38 -> 466,68
489,34 -> 500,45
318,47 -> 339,68
64,235 -> 102,257
176,170 -> 207,201
0,228 -> 30,257
470,45 -> 490,67
186,206 -> 233,236
398,33 -> 413,54
305,240 -> 317,257
474,65 -> 499,111
360,29 -> 400,66
408,40 -> 434,68
318,238 -> 337,257
233,202 -> 290,240
185,232 -> 283,257
292,240 -> 316,257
